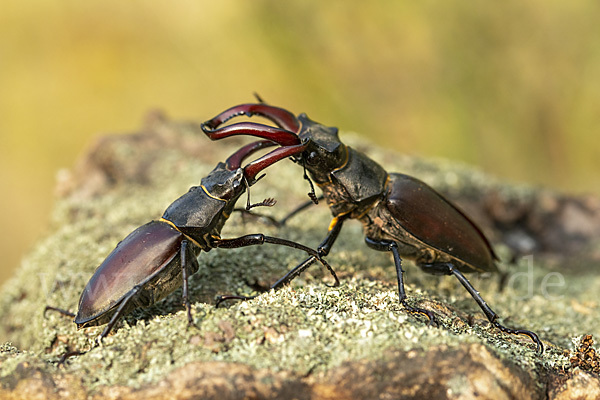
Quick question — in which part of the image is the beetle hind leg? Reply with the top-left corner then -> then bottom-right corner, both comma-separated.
428,262 -> 543,353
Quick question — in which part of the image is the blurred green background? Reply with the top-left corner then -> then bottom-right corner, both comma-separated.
1,1 -> 599,286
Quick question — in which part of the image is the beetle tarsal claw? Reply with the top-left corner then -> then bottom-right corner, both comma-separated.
190,308 -> 207,325
215,294 -> 257,308
492,322 -> 544,353
401,300 -> 438,327
57,350 -> 86,366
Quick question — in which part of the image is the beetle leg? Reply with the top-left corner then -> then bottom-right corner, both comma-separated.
43,306 -> 75,319
43,307 -> 86,364
446,264 -> 543,353
279,195 -> 325,226
269,257 -> 320,289
211,233 -> 340,305
95,284 -> 143,346
365,237 -> 437,326
181,240 -> 199,326
57,349 -> 86,366
318,214 -> 348,257
301,158 -> 319,204
269,213 -> 348,289
214,258 -> 328,307
215,293 -> 256,307
214,234 -> 338,284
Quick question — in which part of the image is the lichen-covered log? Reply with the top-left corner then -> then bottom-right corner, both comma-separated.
1,111 -> 599,399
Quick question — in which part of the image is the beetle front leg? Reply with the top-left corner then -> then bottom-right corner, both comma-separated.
317,214 -> 348,257
212,233 -> 340,306
269,213 -> 348,289
365,237 -> 437,326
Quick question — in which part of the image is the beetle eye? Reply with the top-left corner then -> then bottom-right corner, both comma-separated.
306,151 -> 318,165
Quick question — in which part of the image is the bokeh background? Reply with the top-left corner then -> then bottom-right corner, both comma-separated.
2,1 -> 599,286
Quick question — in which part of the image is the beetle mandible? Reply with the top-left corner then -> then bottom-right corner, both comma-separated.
47,139 -> 338,348
200,102 -> 543,353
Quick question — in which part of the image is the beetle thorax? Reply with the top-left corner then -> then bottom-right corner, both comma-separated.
317,181 -> 360,217
162,165 -> 247,249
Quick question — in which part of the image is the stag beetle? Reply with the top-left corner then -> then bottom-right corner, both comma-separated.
200,103 -> 543,353
47,140 -> 338,349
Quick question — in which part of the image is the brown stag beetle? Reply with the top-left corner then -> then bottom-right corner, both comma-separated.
200,102 -> 544,353
46,139 -> 339,353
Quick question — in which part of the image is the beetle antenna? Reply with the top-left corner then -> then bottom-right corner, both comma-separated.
243,176 -> 277,210
253,92 -> 266,103
302,159 -> 318,204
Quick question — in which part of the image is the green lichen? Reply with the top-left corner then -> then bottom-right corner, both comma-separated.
0,129 -> 596,393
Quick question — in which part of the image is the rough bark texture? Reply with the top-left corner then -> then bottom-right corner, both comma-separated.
1,111 -> 599,399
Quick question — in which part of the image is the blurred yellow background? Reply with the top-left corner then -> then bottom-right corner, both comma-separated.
1,1 -> 599,286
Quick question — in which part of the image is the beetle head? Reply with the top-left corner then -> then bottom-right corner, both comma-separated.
200,139 -> 285,201
296,113 -> 347,181
200,163 -> 245,201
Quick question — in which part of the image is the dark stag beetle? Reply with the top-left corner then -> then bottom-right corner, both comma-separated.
200,102 -> 544,353
46,139 -> 338,349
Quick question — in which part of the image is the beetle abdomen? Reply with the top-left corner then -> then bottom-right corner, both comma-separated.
383,173 -> 497,273
75,220 -> 184,327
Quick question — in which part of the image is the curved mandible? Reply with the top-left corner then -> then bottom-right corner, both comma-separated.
202,103 -> 300,132
243,143 -> 307,184
223,139 -> 307,184
225,140 -> 278,170
202,122 -> 301,147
